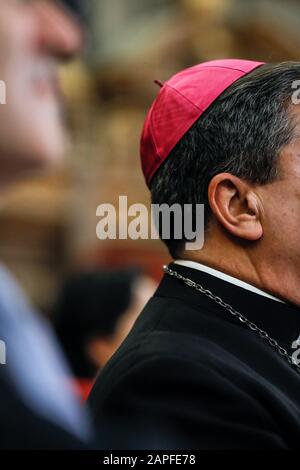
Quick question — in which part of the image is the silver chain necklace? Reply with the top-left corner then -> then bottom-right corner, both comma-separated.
163,265 -> 300,375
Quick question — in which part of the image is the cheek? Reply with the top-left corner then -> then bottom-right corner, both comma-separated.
283,197 -> 300,240
0,7 -> 38,68
0,91 -> 66,166
0,7 -> 65,164
263,185 -> 300,243
5,57 -> 65,157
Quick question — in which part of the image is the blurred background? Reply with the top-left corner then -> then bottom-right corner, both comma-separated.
1,0 -> 300,314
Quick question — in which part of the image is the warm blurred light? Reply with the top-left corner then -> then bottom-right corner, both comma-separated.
183,0 -> 232,15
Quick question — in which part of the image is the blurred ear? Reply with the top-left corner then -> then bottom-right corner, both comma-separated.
208,173 -> 263,241
86,337 -> 114,369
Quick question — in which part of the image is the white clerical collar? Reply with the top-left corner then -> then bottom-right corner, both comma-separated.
174,259 -> 285,304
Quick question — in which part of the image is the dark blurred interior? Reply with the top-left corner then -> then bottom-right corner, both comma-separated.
1,0 -> 300,314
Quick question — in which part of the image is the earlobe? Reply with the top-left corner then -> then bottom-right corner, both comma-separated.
86,338 -> 113,369
208,173 -> 263,241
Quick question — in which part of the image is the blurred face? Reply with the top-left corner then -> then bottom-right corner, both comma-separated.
0,0 -> 82,178
88,276 -> 157,369
112,276 -> 157,350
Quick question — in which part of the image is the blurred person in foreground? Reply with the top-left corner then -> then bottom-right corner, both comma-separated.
89,60 -> 300,449
0,0 -> 92,449
54,268 -> 156,401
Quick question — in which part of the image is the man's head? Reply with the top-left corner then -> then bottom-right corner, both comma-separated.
142,60 -> 300,302
0,0 -> 82,180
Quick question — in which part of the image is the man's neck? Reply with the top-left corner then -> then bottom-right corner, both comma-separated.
180,236 -> 300,307
174,259 -> 285,303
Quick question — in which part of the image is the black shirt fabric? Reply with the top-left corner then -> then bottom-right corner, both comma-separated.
88,263 -> 300,449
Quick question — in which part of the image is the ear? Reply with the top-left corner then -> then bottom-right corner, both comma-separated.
86,337 -> 114,369
208,173 -> 263,241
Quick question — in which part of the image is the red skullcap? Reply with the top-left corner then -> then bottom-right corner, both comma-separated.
140,59 -> 265,187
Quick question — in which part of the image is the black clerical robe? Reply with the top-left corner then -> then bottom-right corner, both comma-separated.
88,262 -> 300,449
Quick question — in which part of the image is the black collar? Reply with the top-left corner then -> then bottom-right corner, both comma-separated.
155,262 -> 300,354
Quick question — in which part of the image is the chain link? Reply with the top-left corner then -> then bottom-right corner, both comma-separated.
163,265 -> 300,374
